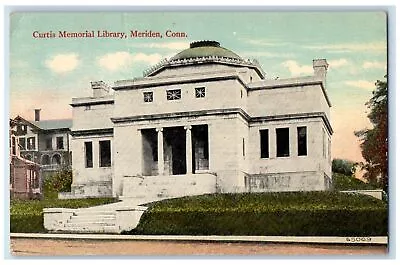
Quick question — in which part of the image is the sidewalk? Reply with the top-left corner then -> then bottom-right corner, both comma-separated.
10,233 -> 388,245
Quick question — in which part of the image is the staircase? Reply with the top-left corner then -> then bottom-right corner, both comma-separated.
44,200 -> 148,234
62,209 -> 119,234
44,173 -> 217,234
121,173 -> 217,201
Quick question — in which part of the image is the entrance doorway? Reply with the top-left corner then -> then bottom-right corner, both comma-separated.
192,125 -> 209,172
164,127 -> 186,175
141,129 -> 158,176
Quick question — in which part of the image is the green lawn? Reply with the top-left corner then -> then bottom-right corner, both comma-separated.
129,191 -> 388,236
10,177 -> 387,235
332,173 -> 379,191
10,195 -> 118,233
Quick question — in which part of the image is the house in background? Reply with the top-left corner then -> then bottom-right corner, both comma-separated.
9,119 -> 42,199
12,109 -> 72,179
66,40 -> 333,200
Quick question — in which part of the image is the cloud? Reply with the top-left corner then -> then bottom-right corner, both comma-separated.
132,41 -> 189,50
304,42 -> 386,53
281,60 -> 313,76
241,51 -> 294,58
132,53 -> 163,65
98,52 -> 131,71
362,61 -> 387,69
45,53 -> 79,73
98,52 -> 163,71
329,58 -> 349,68
344,80 -> 375,90
243,39 -> 289,47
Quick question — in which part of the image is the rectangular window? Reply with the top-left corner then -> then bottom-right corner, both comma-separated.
242,138 -> 245,157
56,136 -> 64,150
328,139 -> 331,162
11,136 -> 16,155
45,138 -> 52,150
17,124 -> 27,135
143,92 -> 153,102
323,129 -> 326,158
276,128 -> 290,157
99,140 -> 111,167
27,137 -> 36,150
32,171 -> 39,189
85,142 -> 93,168
297,126 -> 307,156
260,129 -> 269,158
167,89 -> 181,100
19,137 -> 26,150
195,87 -> 206,98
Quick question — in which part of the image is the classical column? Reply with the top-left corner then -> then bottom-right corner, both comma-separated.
156,128 -> 164,176
184,125 -> 192,174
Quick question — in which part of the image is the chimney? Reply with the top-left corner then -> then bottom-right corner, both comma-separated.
313,59 -> 329,88
34,109 -> 41,121
91,81 -> 110,97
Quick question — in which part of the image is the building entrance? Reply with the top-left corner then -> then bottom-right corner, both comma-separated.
164,127 -> 186,175
192,125 -> 209,172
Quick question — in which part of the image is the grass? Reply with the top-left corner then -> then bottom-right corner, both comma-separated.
10,191 -> 118,233
129,191 -> 388,236
10,171 -> 386,234
332,173 -> 379,191
143,190 -> 386,211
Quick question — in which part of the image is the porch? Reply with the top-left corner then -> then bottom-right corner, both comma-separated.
141,124 -> 209,176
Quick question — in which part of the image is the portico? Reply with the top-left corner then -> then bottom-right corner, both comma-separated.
141,124 -> 209,177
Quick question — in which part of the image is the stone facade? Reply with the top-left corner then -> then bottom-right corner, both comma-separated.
68,40 -> 332,199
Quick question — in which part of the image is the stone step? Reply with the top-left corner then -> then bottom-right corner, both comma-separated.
123,179 -> 216,198
74,210 -> 115,216
142,181 -> 197,186
65,221 -> 116,227
68,218 -> 116,224
59,225 -> 119,234
129,191 -> 169,197
121,193 -> 170,200
71,214 -> 116,220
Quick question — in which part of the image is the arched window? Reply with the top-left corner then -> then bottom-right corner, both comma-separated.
41,154 -> 50,165
51,154 -> 62,165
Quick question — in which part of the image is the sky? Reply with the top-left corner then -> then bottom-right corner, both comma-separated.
9,11 -> 387,164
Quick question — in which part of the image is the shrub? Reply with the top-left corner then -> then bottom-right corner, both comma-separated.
332,158 -> 357,176
43,168 -> 73,198
128,192 -> 388,236
332,173 -> 378,191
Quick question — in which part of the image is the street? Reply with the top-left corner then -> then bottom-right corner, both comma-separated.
9,238 -> 388,256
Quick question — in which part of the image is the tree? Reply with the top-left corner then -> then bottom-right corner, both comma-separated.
355,76 -> 388,191
332,158 -> 357,176
43,168 -> 72,198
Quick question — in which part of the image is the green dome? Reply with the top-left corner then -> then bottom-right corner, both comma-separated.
171,41 -> 242,61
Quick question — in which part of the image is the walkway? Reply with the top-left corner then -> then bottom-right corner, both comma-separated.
10,237 -> 388,256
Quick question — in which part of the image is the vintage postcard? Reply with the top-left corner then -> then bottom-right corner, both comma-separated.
8,9 -> 389,256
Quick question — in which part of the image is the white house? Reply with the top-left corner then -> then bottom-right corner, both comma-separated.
66,40 -> 332,200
